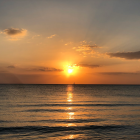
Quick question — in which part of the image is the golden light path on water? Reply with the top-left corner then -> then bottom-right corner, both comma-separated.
66,85 -> 76,139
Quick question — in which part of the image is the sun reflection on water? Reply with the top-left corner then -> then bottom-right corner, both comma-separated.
67,92 -> 73,103
69,135 -> 74,139
64,134 -> 76,140
68,112 -> 74,120
66,85 -> 76,127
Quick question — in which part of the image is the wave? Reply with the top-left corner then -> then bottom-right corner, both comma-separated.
25,118 -> 105,123
0,118 -> 105,125
24,108 -> 67,112
17,103 -> 140,107
0,125 -> 129,134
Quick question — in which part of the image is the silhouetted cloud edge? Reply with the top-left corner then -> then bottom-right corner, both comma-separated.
29,67 -> 63,72
108,51 -> 140,60
78,64 -> 100,68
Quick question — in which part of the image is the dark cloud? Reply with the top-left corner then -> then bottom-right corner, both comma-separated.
7,65 -> 15,68
79,64 -> 100,68
1,28 -> 27,40
31,67 -> 63,72
108,51 -> 140,60
99,72 -> 140,75
3,28 -> 26,36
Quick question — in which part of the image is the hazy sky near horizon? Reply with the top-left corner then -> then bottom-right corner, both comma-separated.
1,0 -> 140,84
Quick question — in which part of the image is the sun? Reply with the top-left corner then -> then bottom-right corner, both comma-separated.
63,63 -> 79,76
68,68 -> 73,74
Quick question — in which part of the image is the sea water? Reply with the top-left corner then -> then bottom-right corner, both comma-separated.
0,84 -> 140,139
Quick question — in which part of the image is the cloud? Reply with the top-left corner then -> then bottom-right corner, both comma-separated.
1,28 -> 27,40
47,34 -> 56,39
32,35 -> 40,39
1,64 -> 63,73
67,63 -> 100,69
7,65 -> 16,68
108,51 -> 140,60
3,28 -> 26,35
73,45 -> 99,52
29,67 -> 63,72
78,64 -> 100,68
73,40 -> 101,57
99,72 -> 140,75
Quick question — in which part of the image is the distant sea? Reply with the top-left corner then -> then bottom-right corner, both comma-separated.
0,84 -> 140,140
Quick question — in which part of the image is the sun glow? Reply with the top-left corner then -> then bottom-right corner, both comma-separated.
64,64 -> 79,76
68,68 -> 73,74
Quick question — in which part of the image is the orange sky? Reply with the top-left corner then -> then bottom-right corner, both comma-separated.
1,0 -> 140,84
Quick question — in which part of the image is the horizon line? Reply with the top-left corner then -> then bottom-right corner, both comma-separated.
0,84 -> 140,85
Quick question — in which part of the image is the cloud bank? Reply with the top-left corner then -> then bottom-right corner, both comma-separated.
30,67 -> 63,72
108,51 -> 140,60
99,72 -> 140,75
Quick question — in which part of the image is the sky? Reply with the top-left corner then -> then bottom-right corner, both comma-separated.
1,0 -> 140,84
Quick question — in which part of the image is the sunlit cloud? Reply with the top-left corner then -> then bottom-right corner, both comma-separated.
66,63 -> 100,71
73,45 -> 99,51
32,34 -> 40,39
73,40 -> 101,57
108,51 -> 140,60
67,63 -> 100,69
1,28 -> 27,40
47,34 -> 56,39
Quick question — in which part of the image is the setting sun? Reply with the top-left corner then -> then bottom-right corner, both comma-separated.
68,68 -> 73,74
64,64 -> 79,76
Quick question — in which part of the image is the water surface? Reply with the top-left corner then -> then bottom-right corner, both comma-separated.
0,84 -> 140,139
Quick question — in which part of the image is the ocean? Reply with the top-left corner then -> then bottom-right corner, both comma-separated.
0,84 -> 140,140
